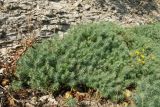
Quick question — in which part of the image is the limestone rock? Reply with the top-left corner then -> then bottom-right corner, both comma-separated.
0,0 -> 158,42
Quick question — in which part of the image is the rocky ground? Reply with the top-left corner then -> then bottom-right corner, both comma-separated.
0,0 -> 159,40
0,0 -> 160,106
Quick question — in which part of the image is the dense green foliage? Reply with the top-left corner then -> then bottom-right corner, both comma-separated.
12,22 -> 160,106
134,76 -> 160,107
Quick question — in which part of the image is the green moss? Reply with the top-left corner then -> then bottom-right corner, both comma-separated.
12,22 -> 160,105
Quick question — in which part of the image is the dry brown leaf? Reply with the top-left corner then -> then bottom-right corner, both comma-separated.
64,91 -> 73,99
124,89 -> 132,98
1,79 -> 9,87
7,97 -> 16,107
122,102 -> 129,107
74,92 -> 90,101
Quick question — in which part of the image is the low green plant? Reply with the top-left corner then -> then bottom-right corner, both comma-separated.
12,22 -> 160,105
134,74 -> 160,107
65,97 -> 77,107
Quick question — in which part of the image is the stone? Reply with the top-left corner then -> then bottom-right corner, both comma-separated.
6,32 -> 17,37
60,19 -> 68,24
39,95 -> 49,102
47,25 -> 56,31
84,4 -> 91,10
45,10 -> 55,17
0,48 -> 8,56
30,97 -> 37,105
0,30 -> 6,39
0,14 -> 8,24
73,0 -> 82,8
155,16 -> 160,21
19,3 -> 33,10
39,95 -> 58,106
0,0 -> 158,43
25,103 -> 34,107
0,0 -> 4,5
50,19 -> 59,24
0,68 -> 5,74
5,2 -> 20,10
41,25 -> 48,31
41,16 -> 50,25
48,2 -> 64,10
11,44 -> 22,50
79,100 -> 102,107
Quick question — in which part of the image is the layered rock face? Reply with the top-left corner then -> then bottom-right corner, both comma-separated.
0,0 -> 159,42
0,0 -> 105,41
0,0 -> 72,41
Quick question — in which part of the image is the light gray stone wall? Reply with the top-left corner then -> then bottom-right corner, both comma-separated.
0,0 -> 159,43
0,0 -> 74,41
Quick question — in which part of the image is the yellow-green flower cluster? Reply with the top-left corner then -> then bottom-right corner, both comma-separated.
130,48 -> 156,65
130,49 -> 145,65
